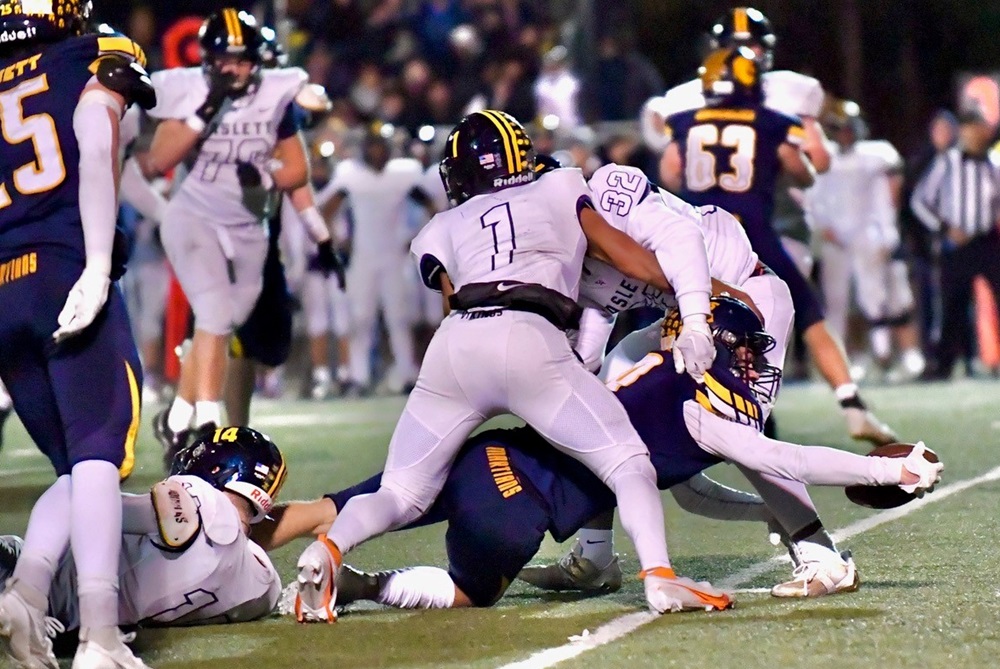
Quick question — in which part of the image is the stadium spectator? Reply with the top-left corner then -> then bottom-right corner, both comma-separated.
534,45 -> 582,129
591,29 -> 663,121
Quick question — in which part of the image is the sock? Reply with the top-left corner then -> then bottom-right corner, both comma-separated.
604,455 -> 671,571
71,460 -> 122,630
13,475 -> 72,599
336,366 -> 351,383
376,567 -> 456,609
577,528 -> 614,569
835,383 -> 866,409
194,400 -> 222,428
869,326 -> 892,362
313,366 -> 332,384
790,520 -> 837,553
902,348 -> 925,374
167,397 -> 194,433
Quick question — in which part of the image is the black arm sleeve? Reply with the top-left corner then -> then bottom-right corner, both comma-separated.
408,186 -> 433,206
276,102 -> 301,140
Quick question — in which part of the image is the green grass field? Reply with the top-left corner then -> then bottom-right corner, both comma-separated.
2,379 -> 999,669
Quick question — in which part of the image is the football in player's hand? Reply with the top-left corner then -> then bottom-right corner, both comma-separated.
845,443 -> 940,509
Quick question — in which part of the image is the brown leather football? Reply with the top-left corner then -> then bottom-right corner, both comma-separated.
844,442 -> 939,509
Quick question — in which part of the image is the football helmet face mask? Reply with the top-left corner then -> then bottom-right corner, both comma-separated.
439,110 -> 536,206
0,0 -> 89,54
170,426 -> 287,523
199,8 -> 266,95
710,6 -> 776,71
663,295 -> 781,407
700,46 -> 763,108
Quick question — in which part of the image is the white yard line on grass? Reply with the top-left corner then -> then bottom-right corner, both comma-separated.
496,463 -> 1000,669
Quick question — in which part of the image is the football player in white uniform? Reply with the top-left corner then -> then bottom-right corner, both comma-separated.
295,110 -> 722,621
806,100 -> 925,379
0,428 -> 284,646
316,127 -> 437,396
140,10 -> 336,452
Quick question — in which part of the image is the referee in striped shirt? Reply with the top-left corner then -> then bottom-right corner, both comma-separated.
911,107 -> 1000,379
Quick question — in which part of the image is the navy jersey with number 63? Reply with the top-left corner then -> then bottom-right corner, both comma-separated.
0,33 -> 145,259
667,105 -> 805,229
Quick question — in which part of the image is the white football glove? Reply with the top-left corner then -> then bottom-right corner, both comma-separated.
672,314 -> 715,381
52,267 -> 111,343
898,441 -> 943,496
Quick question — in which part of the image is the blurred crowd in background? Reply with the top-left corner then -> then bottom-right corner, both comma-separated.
97,0 -> 1000,401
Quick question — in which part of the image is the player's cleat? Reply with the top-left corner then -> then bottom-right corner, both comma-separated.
0,581 -> 60,669
0,535 -> 21,582
153,409 -> 190,470
843,406 -> 898,446
641,567 -> 733,613
295,536 -> 341,623
72,629 -> 150,669
310,376 -> 332,401
517,540 -> 622,593
335,564 -> 381,606
771,543 -> 860,598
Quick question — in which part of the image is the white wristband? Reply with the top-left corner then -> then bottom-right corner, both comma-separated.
185,115 -> 206,133
299,205 -> 331,243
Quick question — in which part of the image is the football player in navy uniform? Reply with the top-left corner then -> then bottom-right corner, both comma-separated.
0,2 -> 156,667
258,298 -> 942,611
661,46 -> 898,446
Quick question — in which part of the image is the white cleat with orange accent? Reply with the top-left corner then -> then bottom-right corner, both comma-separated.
294,536 -> 341,623
641,567 -> 734,613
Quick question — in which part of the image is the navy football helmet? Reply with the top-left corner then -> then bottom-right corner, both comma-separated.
709,7 -> 776,71
0,0 -> 90,54
259,24 -> 287,69
171,426 -> 287,522
199,8 -> 266,92
664,295 -> 781,406
700,46 -> 763,108
439,110 -> 536,205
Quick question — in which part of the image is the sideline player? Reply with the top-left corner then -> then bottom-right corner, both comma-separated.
660,46 -> 897,445
317,127 -> 437,396
806,99 -> 924,379
139,10 -> 313,450
1,428 -> 285,635
0,5 -> 155,668
294,110 -> 719,621
261,298 -> 942,612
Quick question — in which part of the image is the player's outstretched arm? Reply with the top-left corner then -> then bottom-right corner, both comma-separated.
270,133 -> 309,191
683,400 -> 942,490
252,498 -> 337,551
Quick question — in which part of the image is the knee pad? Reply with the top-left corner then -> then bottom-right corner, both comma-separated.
602,452 -> 657,490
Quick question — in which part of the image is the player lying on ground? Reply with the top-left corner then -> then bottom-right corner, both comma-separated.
256,298 -> 942,613
0,428 -> 286,658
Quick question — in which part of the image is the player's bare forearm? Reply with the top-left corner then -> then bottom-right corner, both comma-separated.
272,133 -> 309,191
251,498 -> 337,551
142,118 -> 200,177
801,117 -> 831,173
778,143 -> 816,188
711,278 -> 763,324
659,142 -> 684,192
581,208 -> 672,291
440,272 -> 454,317
321,191 -> 346,222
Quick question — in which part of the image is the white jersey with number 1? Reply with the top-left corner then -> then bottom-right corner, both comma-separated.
412,167 -> 590,298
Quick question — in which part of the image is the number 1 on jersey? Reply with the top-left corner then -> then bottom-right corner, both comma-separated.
480,202 -> 517,271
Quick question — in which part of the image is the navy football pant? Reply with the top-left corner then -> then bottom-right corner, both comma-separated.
327,432 -> 550,607
0,251 -> 141,477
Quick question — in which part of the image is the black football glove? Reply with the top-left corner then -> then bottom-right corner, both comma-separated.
235,160 -> 263,188
195,70 -> 238,125
316,240 -> 346,290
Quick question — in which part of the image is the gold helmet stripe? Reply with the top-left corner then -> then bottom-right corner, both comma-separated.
267,457 -> 287,497
224,8 -> 244,47
733,7 -> 749,35
450,130 -> 461,158
479,109 -> 519,173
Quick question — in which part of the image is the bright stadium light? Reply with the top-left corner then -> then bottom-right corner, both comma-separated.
319,141 -> 335,158
418,125 -> 436,142
380,123 -> 395,139
542,114 -> 560,130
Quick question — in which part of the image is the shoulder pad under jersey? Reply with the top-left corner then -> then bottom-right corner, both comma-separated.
660,78 -> 706,117
95,56 -> 156,110
762,70 -> 825,118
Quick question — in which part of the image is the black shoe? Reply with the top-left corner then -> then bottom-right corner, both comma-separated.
0,535 -> 22,580
154,409 -> 191,471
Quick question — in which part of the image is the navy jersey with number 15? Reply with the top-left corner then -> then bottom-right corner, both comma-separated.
0,34 -> 146,259
666,105 -> 804,229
